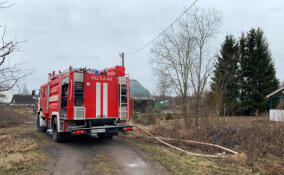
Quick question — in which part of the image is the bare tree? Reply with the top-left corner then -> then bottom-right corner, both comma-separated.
151,7 -> 221,126
156,71 -> 171,103
184,8 -> 221,121
0,1 -> 30,92
0,1 -> 13,8
151,25 -> 196,125
16,82 -> 30,95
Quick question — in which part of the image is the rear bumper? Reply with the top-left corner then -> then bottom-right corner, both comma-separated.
71,124 -> 133,135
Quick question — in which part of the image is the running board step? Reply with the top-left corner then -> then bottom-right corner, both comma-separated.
47,129 -> 53,135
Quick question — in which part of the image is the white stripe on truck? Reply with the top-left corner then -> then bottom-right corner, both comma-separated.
96,82 -> 101,118
103,83 -> 108,118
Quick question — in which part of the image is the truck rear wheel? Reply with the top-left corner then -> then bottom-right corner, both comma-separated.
36,114 -> 47,132
52,118 -> 63,142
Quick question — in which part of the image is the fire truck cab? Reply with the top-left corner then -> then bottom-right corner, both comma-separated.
34,66 -> 133,142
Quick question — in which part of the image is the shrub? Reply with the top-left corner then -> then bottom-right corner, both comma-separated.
133,113 -> 156,125
165,113 -> 174,120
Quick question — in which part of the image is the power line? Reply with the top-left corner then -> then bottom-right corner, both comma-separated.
125,0 -> 199,56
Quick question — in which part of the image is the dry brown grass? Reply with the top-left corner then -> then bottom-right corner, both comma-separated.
0,106 -> 49,175
0,126 -> 49,175
0,105 -> 34,121
127,133 -> 252,175
135,116 -> 284,175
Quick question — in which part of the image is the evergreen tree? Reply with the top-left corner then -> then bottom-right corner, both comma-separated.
211,35 -> 239,116
239,32 -> 252,115
239,28 -> 279,115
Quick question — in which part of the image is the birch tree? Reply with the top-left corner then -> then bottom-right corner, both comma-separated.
151,7 -> 221,126
185,8 -> 221,120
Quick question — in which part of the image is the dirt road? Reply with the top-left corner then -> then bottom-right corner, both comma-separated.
0,107 -> 167,175
45,134 -> 168,175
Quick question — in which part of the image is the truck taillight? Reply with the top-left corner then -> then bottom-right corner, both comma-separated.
123,126 -> 133,132
72,130 -> 86,135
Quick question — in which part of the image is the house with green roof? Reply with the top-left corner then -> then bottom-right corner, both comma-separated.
130,79 -> 151,100
130,79 -> 152,113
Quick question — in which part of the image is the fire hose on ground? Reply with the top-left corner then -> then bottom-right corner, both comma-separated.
134,125 -> 239,158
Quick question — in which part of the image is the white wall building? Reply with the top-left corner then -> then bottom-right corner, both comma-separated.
0,90 -> 14,104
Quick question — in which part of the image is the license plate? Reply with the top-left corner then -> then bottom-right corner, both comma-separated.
91,129 -> 106,134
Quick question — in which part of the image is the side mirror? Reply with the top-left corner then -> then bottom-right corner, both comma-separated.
32,90 -> 35,96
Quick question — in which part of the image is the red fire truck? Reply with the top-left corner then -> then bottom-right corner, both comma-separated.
33,65 -> 133,142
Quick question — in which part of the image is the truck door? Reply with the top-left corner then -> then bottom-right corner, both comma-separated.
60,76 -> 69,119
40,86 -> 47,115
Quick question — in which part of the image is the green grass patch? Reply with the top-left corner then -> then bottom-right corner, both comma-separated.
91,153 -> 122,175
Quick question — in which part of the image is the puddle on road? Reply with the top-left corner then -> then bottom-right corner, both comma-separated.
128,163 -> 138,167
127,161 -> 147,168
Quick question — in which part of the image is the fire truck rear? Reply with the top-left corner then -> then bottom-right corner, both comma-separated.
34,65 -> 133,142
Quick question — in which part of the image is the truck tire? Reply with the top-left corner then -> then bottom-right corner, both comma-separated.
36,114 -> 47,132
52,117 -> 63,142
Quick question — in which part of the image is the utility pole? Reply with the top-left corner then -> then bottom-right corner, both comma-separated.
119,52 -> 125,67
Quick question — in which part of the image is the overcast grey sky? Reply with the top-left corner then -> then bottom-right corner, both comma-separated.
1,0 -> 284,93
